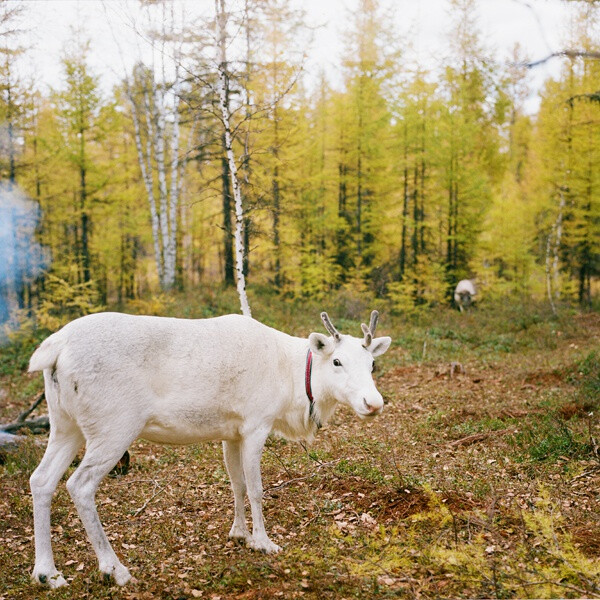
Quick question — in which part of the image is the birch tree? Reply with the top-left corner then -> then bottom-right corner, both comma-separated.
122,2 -> 184,291
215,0 -> 251,317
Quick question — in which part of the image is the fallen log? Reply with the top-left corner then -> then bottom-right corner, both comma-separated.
0,430 -> 25,449
0,393 -> 131,475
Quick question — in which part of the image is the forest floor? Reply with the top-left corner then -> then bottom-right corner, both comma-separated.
1,298 -> 600,599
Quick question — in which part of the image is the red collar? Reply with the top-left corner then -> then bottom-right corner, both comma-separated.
305,349 -> 320,429
305,349 -> 314,402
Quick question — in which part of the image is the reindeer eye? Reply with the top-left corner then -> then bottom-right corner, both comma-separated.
333,359 -> 342,367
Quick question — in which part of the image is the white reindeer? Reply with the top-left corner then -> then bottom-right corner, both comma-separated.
28,310 -> 391,588
454,280 -> 476,312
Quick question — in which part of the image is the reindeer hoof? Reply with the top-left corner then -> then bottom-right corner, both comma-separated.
248,538 -> 282,554
33,571 -> 67,588
100,563 -> 131,586
228,526 -> 251,545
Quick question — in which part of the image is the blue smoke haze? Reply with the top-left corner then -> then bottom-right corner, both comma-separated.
0,182 -> 49,324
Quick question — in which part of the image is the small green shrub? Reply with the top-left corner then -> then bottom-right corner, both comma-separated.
511,413 -> 589,462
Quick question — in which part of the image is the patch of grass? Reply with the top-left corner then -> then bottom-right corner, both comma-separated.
571,350 -> 600,411
330,487 -> 600,598
1,434 -> 43,476
335,459 -> 385,484
511,413 -> 590,463
304,448 -> 331,463
448,416 -> 512,439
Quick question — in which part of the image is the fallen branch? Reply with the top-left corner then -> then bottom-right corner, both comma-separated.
447,429 -> 510,448
131,475 -> 177,517
16,392 -> 45,423
1,393 -> 49,436
1,415 -> 50,435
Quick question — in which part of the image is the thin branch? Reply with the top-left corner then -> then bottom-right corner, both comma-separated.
16,392 -> 45,423
521,50 -> 600,69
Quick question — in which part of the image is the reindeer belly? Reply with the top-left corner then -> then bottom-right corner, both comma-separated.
140,403 -> 243,444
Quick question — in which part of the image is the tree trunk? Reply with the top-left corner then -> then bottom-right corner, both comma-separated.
272,107 -> 281,289
222,144 -> 235,286
127,86 -> 164,287
79,129 -> 90,284
216,0 -> 252,317
154,84 -> 173,289
400,121 -> 408,279
545,190 -> 566,315
272,166 -> 281,288
166,63 -> 181,290
412,165 -> 419,268
242,0 -> 252,279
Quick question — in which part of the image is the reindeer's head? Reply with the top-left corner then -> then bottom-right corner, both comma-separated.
458,290 -> 472,306
308,311 -> 391,418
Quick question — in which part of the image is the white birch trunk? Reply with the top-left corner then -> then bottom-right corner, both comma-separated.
166,61 -> 181,289
154,84 -> 173,288
179,113 -> 199,284
109,3 -> 185,292
127,88 -> 164,287
216,0 -> 252,318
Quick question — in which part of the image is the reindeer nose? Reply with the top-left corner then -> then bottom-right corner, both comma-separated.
363,397 -> 383,414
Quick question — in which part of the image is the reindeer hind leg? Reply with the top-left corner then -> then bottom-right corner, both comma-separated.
66,430 -> 140,586
30,421 -> 84,588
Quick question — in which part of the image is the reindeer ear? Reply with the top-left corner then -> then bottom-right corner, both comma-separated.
309,332 -> 336,356
368,336 -> 391,358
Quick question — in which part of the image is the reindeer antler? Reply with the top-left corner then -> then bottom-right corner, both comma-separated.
361,323 -> 372,347
369,310 -> 379,337
321,312 -> 341,341
361,310 -> 379,348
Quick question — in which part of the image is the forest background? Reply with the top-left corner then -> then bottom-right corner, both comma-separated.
2,2 -> 600,597
0,0 -> 599,330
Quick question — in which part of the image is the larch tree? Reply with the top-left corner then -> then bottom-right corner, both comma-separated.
55,36 -> 102,286
530,4 -> 600,307
339,0 -> 396,287
248,0 -> 306,292
438,0 -> 500,291
475,45 -> 538,299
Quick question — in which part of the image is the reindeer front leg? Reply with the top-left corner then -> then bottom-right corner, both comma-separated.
222,440 -> 251,543
240,429 -> 281,554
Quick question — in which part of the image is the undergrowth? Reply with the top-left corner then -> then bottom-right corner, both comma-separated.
322,486 -> 600,598
1,294 -> 599,599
